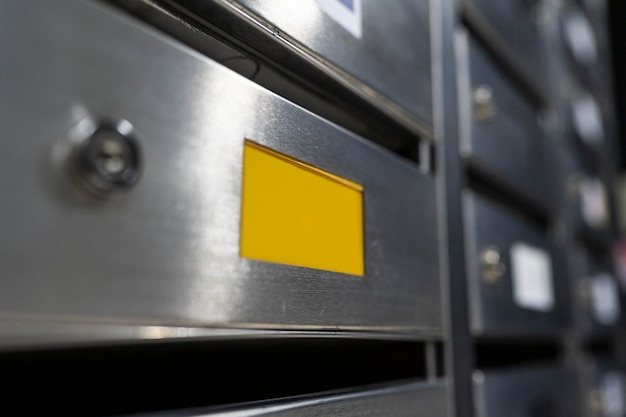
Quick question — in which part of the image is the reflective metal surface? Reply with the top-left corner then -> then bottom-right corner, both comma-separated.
108,0 -> 429,154
0,0 -> 441,334
174,0 -> 433,132
457,30 -> 557,202
124,381 -> 448,416
235,0 -> 432,126
0,317 -> 429,351
474,365 -> 576,417
463,192 -> 568,336
0,318 -> 271,350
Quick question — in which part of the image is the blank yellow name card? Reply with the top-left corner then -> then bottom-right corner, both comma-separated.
241,140 -> 365,276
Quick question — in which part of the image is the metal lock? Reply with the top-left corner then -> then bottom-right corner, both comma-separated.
568,173 -> 583,199
579,278 -> 592,309
64,117 -> 141,196
589,387 -> 605,417
481,247 -> 507,284
473,85 -> 496,122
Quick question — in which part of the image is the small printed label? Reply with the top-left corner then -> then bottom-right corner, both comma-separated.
564,9 -> 598,65
315,0 -> 363,38
591,274 -> 620,326
572,93 -> 605,145
580,177 -> 609,229
602,371 -> 626,417
511,243 -> 555,312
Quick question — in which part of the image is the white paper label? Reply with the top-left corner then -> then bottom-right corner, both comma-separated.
602,371 -> 626,417
564,9 -> 598,65
572,92 -> 605,145
511,243 -> 555,312
591,274 -> 620,326
315,0 -> 363,38
580,177 -> 609,229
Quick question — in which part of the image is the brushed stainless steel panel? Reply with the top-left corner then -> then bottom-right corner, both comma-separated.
0,319 -> 276,351
474,365 -> 576,417
0,318 -> 425,351
458,31 -> 557,202
230,0 -> 433,127
463,192 -> 569,336
0,0 -> 441,334
126,381 -> 448,417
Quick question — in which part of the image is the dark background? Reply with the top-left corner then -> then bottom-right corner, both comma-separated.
610,0 -> 626,172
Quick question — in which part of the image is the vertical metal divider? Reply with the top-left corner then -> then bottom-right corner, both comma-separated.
425,341 -> 438,382
540,2 -> 584,416
434,0 -> 476,416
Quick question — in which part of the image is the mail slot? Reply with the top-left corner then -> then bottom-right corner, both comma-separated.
458,31 -> 557,202
474,365 -> 576,417
463,192 -> 568,336
173,0 -> 433,131
0,0 -> 441,334
126,381 -> 448,417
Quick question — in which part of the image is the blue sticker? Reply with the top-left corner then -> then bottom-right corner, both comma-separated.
315,0 -> 362,38
337,0 -> 354,11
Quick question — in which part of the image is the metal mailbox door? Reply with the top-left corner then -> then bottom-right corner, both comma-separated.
463,192 -> 568,336
0,0 -> 441,335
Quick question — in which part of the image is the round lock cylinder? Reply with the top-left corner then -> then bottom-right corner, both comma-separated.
481,247 -> 506,284
600,371 -> 626,417
473,85 -> 496,122
589,388 -> 605,417
63,117 -> 141,196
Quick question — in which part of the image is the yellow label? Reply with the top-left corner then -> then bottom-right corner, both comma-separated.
241,140 -> 364,276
